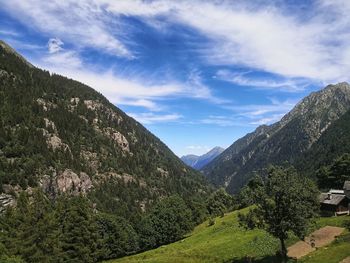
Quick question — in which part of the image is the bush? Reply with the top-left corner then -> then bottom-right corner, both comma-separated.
208,217 -> 215,227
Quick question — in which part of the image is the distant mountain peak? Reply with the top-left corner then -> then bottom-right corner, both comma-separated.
181,146 -> 225,170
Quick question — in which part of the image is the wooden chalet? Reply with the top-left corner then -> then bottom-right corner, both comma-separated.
320,181 -> 350,216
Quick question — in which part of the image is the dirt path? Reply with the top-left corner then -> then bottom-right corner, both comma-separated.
340,256 -> 350,263
287,226 -> 345,259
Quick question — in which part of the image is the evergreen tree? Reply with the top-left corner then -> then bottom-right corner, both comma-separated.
19,190 -> 60,263
57,196 -> 98,263
96,213 -> 139,260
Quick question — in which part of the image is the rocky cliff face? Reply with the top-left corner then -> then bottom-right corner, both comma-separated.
203,83 -> 350,193
0,40 -> 209,215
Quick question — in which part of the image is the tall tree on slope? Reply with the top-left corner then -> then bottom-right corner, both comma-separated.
239,166 -> 319,262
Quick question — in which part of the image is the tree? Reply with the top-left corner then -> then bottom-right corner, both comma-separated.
139,195 -> 193,248
316,153 -> 350,189
238,166 -> 319,262
96,213 -> 139,260
18,190 -> 60,262
56,196 -> 99,263
206,188 -> 234,217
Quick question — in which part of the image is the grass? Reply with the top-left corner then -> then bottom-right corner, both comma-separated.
107,210 -> 350,263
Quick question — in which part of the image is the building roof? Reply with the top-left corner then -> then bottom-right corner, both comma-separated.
320,193 -> 347,206
344,181 -> 350,191
330,189 -> 345,194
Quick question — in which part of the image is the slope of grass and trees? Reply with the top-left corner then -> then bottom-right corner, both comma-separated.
239,166 -> 319,262
110,207 -> 350,263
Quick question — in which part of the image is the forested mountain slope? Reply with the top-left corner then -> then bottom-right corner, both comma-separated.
203,83 -> 350,193
0,40 -> 210,218
297,108 -> 350,178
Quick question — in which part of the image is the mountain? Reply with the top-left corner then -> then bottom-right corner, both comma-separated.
297,107 -> 350,176
0,40 -> 210,217
203,83 -> 350,193
181,147 -> 225,170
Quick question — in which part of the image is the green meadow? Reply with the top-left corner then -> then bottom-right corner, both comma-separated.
108,209 -> 350,263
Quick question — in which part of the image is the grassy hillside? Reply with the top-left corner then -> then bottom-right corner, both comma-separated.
109,209 -> 350,263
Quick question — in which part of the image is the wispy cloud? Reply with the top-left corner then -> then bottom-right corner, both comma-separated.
215,70 -> 310,92
48,38 -> 64,54
6,1 -> 350,84
0,29 -> 19,37
229,98 -> 297,125
2,0 -> 133,58
200,98 -> 298,127
96,0 -> 350,83
35,39 -> 226,114
127,112 -> 182,124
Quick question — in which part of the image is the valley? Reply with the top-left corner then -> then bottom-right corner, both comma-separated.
1,1 -> 350,262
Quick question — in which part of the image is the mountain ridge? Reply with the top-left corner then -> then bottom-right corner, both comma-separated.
203,82 -> 350,193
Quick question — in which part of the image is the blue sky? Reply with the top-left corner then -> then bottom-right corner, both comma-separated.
0,0 -> 349,156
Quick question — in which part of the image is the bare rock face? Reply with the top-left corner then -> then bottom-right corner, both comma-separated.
80,150 -> 100,173
84,100 -> 123,125
157,167 -> 169,177
36,98 -> 57,112
57,170 -> 92,194
0,194 -> 15,212
40,118 -> 71,153
41,169 -> 92,196
104,127 -> 130,153
44,118 -> 58,133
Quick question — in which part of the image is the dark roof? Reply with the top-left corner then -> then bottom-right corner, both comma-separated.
320,193 -> 347,206
344,181 -> 350,191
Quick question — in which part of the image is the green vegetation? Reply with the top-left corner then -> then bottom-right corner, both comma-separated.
298,108 -> 350,178
238,166 -> 319,262
315,153 -> 350,190
0,39 -> 210,218
0,188 -> 237,262
110,209 -> 350,263
108,209 -> 280,263
138,195 -> 193,249
0,41 -> 214,261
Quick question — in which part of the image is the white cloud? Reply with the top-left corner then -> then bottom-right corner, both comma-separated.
2,0 -> 132,58
0,29 -> 19,36
228,98 -> 296,117
48,38 -> 64,54
6,0 -> 350,82
127,112 -> 182,124
200,98 -> 298,127
36,43 -> 225,112
116,99 -> 161,111
249,114 -> 284,125
215,70 -> 309,92
97,0 -> 350,83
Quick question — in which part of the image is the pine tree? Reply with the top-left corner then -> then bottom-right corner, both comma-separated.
19,189 -> 60,263
57,195 -> 98,263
